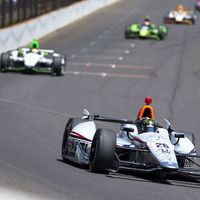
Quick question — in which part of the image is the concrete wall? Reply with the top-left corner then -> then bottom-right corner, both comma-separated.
0,0 -> 120,53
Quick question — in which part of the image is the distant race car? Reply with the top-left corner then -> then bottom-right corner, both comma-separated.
61,98 -> 200,180
195,0 -> 200,11
0,42 -> 66,76
125,18 -> 168,40
164,4 -> 196,25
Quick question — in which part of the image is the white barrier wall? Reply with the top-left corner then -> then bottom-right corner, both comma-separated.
0,0 -> 120,53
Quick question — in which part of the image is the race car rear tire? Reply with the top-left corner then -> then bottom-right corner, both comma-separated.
124,30 -> 131,39
52,56 -> 62,76
89,128 -> 116,173
191,18 -> 195,25
0,53 -> 10,72
163,17 -> 173,24
61,118 -> 88,162
61,55 -> 67,74
158,33 -> 164,40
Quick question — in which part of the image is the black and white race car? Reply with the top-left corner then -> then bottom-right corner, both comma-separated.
62,98 -> 200,181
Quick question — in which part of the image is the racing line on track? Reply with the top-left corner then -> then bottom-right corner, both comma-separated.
65,71 -> 148,78
0,97 -> 118,128
0,97 -> 74,118
67,62 -> 152,69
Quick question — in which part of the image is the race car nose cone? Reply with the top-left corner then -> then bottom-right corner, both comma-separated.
161,161 -> 179,169
145,97 -> 152,105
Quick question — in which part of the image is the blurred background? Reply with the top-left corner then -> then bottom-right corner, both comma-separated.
0,0 -> 83,28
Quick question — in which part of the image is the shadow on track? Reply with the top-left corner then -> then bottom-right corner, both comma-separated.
107,171 -> 200,189
58,159 -> 200,189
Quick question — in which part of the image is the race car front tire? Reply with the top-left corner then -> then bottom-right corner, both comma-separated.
61,118 -> 88,162
0,53 -> 10,72
158,32 -> 165,40
52,56 -> 62,76
89,128 -> 116,173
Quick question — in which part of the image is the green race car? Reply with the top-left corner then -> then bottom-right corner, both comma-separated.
125,21 -> 168,40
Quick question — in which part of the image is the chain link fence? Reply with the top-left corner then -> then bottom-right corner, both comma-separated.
0,0 -> 84,28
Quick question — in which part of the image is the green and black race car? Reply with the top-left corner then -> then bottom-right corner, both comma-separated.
125,18 -> 168,40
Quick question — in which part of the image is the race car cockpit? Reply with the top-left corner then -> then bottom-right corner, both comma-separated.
135,97 -> 157,133
30,38 -> 40,54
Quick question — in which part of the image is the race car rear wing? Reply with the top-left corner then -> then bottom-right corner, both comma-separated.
19,47 -> 55,54
82,108 -> 133,124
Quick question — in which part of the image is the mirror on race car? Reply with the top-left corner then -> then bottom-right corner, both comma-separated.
122,124 -> 138,140
163,119 -> 171,130
82,108 -> 90,119
174,132 -> 185,138
170,131 -> 186,145
122,126 -> 135,132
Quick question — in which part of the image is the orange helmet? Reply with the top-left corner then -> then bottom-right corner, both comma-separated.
178,4 -> 184,11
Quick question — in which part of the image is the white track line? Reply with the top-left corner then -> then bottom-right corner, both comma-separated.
0,98 -> 119,127
68,62 -> 152,70
89,41 -> 96,46
65,71 -> 148,78
97,35 -> 125,40
70,54 -> 123,60
79,48 -> 131,54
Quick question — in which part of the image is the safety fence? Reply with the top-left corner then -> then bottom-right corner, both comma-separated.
0,0 -> 83,28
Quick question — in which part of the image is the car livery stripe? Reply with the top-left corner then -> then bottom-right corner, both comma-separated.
70,131 -> 92,142
134,137 -> 144,143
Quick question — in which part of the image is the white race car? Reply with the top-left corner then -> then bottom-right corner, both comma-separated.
164,4 -> 196,25
62,98 -> 200,180
0,48 -> 66,76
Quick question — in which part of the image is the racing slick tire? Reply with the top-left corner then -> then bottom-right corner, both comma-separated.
158,32 -> 165,40
158,26 -> 168,40
124,30 -> 131,39
52,56 -> 62,76
61,118 -> 87,162
124,30 -> 137,39
191,18 -> 195,25
0,53 -> 10,72
163,16 -> 173,24
89,128 -> 116,173
196,6 -> 200,12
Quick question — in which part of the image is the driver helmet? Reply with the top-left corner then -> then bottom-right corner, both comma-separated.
30,38 -> 40,53
140,117 -> 156,133
178,4 -> 184,12
143,16 -> 150,26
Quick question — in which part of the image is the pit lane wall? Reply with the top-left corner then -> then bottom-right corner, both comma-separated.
0,0 -> 120,53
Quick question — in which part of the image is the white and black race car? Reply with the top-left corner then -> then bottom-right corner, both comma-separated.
0,48 -> 66,76
62,98 -> 200,181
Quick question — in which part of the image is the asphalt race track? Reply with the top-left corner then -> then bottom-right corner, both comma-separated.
1,0 -> 200,199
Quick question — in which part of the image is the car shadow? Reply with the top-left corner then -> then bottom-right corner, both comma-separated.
58,158 -> 200,188
107,170 -> 200,189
